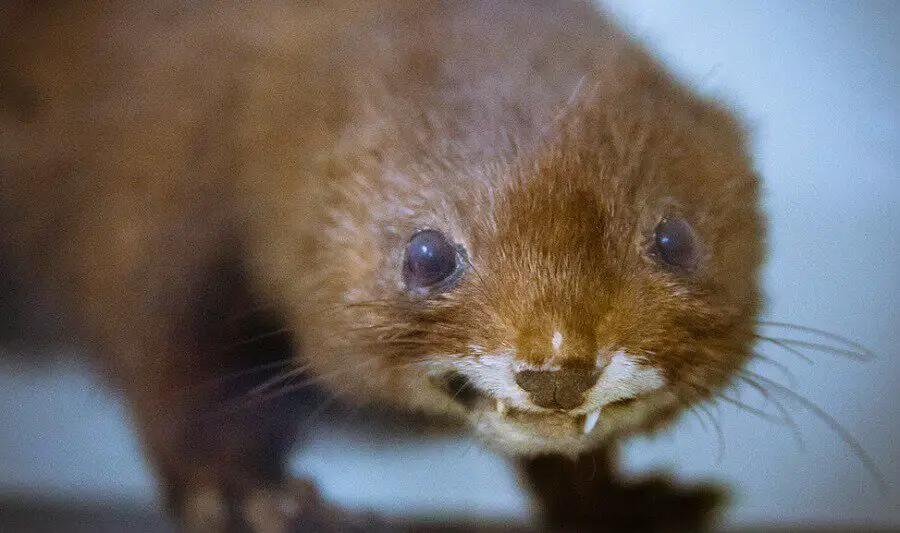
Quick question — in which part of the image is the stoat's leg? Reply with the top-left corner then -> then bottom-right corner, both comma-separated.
129,354 -> 321,533
96,251 -> 335,532
518,445 -> 726,532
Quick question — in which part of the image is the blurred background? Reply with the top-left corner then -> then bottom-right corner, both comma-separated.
1,1 -> 898,530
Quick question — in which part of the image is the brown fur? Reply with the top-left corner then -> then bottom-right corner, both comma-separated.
1,1 -> 764,531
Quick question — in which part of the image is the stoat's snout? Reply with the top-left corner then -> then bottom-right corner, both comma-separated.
424,340 -> 670,455
431,368 -> 631,436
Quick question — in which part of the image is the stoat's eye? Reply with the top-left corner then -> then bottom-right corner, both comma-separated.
403,229 -> 463,293
653,217 -> 701,271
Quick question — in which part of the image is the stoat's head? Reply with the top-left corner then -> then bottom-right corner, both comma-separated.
310,77 -> 765,457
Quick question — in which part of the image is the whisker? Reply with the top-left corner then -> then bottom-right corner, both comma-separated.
695,400 -> 726,464
757,336 -> 872,361
351,338 -> 461,348
347,323 -> 409,333
751,351 -> 797,388
688,361 -> 800,428
460,408 -> 487,458
741,369 -> 887,493
260,357 -> 393,398
678,349 -> 884,491
687,406 -> 709,433
296,391 -> 343,434
443,371 -> 482,413
713,392 -> 787,426
221,327 -> 291,352
220,355 -> 416,414
756,336 -> 814,365
757,321 -> 875,358
260,357 -> 430,402
339,299 -> 408,310
245,364 -> 310,399
675,383 -> 726,463
222,303 -> 278,325
177,358 -> 296,399
672,373 -> 787,427
737,374 -> 804,450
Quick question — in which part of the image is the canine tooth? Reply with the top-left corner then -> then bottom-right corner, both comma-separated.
583,410 -> 600,434
497,400 -> 509,416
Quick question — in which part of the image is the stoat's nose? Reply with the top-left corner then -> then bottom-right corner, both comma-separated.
514,367 -> 599,410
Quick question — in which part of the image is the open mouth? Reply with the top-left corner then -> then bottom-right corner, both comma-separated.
429,370 -> 638,436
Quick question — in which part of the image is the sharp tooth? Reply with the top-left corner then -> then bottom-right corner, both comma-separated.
583,410 -> 600,434
497,400 -> 509,416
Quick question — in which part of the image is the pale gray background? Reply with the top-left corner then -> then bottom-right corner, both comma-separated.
1,1 -> 898,528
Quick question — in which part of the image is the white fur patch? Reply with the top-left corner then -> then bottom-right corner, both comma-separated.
551,330 -> 563,352
580,351 -> 666,413
421,347 -> 672,456
433,346 -> 665,414
449,347 -> 534,408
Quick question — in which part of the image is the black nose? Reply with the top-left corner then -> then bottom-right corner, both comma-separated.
514,368 -> 599,410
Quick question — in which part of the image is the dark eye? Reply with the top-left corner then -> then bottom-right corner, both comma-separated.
653,217 -> 701,271
402,229 -> 462,293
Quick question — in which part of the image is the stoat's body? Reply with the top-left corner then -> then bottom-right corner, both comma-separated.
0,1 -> 764,530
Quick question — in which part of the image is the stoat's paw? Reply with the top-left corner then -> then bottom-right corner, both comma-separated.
598,477 -> 728,532
551,477 -> 728,533
181,478 -> 350,533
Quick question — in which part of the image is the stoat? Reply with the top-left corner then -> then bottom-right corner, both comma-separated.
0,1 -> 764,531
